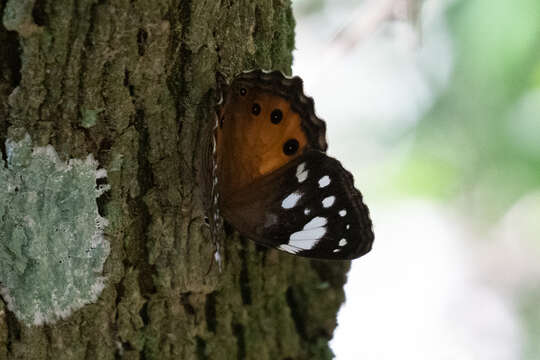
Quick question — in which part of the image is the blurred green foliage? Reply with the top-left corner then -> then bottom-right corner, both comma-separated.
519,287 -> 540,360
397,2 -> 540,357
294,0 -> 326,16
293,0 -> 539,357
397,0 -> 540,221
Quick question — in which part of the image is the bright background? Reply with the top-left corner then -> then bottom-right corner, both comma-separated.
291,0 -> 540,359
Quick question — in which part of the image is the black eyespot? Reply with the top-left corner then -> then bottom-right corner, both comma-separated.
240,88 -> 247,96
270,109 -> 282,124
252,103 -> 261,115
283,139 -> 299,156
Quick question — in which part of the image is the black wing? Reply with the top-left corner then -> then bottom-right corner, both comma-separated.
219,150 -> 374,260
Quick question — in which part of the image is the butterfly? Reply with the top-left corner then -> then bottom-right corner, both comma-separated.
207,70 -> 374,260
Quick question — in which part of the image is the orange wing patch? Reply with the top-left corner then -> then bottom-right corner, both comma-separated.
216,85 -> 307,195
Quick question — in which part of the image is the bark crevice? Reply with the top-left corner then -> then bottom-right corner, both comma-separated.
233,323 -> 246,360
0,0 -> 21,154
239,246 -> 252,306
286,286 -> 307,340
132,107 -> 158,298
31,0 -> 47,27
204,291 -> 217,333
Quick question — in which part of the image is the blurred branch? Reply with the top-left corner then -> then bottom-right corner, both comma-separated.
407,0 -> 425,28
331,0 -> 423,51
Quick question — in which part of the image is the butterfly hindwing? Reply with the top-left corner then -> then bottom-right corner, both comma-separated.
220,150 -> 373,260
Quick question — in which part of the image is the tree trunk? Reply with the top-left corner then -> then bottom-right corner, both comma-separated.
0,1 -> 350,359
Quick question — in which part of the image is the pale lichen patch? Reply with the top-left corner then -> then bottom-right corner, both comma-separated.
0,134 -> 110,326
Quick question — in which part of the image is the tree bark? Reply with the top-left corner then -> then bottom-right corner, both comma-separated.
0,0 -> 350,359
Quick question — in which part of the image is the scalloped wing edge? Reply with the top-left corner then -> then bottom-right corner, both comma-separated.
219,69 -> 328,152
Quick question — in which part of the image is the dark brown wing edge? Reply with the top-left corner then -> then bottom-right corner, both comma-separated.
230,69 -> 328,152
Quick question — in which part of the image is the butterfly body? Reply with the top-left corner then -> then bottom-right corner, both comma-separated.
212,70 -> 373,260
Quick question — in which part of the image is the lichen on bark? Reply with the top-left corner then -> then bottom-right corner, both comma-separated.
0,132 -> 109,326
0,0 -> 350,359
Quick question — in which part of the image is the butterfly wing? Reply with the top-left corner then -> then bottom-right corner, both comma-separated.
219,150 -> 373,260
215,69 -> 374,260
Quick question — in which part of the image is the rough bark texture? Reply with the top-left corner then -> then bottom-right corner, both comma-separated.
0,0 -> 350,359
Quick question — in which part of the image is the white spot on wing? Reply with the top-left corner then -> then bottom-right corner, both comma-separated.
303,216 -> 327,229
333,249 -> 340,253
290,227 -> 326,242
288,217 -> 327,250
346,224 -> 350,230
339,238 -> 347,247
282,191 -> 302,209
318,175 -> 330,188
322,196 -> 335,208
278,244 -> 301,254
339,209 -> 347,217
293,239 -> 321,250
304,208 -> 310,215
296,162 -> 308,183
